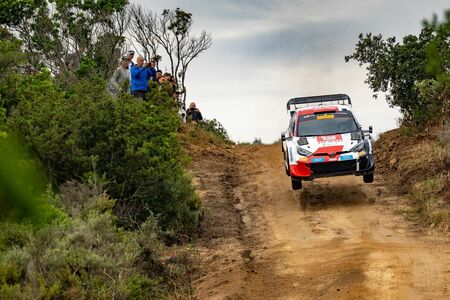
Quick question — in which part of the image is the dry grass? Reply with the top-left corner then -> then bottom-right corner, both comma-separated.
179,122 -> 233,156
410,174 -> 449,230
375,125 -> 450,231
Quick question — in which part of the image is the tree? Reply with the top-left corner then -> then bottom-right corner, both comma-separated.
128,4 -> 159,64
345,10 -> 449,125
0,26 -> 27,112
423,11 -> 450,77
345,31 -> 434,119
129,6 -> 212,108
2,0 -> 129,79
0,0 -> 37,27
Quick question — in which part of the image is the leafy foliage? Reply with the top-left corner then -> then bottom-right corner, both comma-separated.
7,72 -> 199,235
0,27 -> 27,113
0,0 -> 36,26
2,0 -> 128,77
345,10 -> 449,126
0,3 -> 212,296
0,137 -> 66,226
0,182 -> 186,298
198,119 -> 231,143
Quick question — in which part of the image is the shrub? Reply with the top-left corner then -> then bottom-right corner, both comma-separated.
415,75 -> 450,125
0,183 -> 177,299
0,137 -> 66,226
198,118 -> 231,143
8,72 -> 200,236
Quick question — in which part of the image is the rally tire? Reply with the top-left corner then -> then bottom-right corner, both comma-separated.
285,158 -> 290,176
363,173 -> 374,183
291,178 -> 302,190
283,152 -> 290,176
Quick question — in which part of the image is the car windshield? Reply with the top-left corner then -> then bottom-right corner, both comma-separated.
297,111 -> 358,137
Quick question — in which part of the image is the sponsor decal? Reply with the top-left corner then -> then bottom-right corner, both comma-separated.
339,154 -> 353,161
317,134 -> 343,144
317,114 -> 334,120
312,157 -> 325,163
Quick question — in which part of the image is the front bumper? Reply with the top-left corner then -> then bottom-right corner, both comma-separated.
290,154 -> 374,180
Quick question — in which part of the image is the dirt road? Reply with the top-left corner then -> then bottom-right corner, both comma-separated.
193,144 -> 450,299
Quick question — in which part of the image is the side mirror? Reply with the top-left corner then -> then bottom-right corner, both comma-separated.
281,131 -> 286,141
362,126 -> 373,136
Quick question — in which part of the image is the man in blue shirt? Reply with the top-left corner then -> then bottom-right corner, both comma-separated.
130,55 -> 154,100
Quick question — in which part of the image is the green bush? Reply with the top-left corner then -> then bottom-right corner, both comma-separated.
0,27 -> 26,113
8,71 -> 199,236
0,137 -> 66,226
198,118 -> 231,143
0,184 -> 176,299
415,75 -> 450,125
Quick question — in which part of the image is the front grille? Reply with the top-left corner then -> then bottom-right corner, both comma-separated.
310,160 -> 356,174
314,151 -> 348,156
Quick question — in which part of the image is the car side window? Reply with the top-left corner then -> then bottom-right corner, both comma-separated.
288,117 -> 295,137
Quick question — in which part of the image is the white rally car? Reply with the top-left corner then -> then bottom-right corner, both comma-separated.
281,94 -> 374,190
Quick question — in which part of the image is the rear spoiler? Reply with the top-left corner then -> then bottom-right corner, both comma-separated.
287,94 -> 352,112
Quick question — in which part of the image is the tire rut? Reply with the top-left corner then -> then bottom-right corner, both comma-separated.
193,144 -> 450,299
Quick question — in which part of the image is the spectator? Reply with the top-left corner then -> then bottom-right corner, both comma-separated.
167,75 -> 177,97
186,102 -> 203,122
130,55 -> 152,100
163,72 -> 172,81
158,73 -> 168,85
127,50 -> 135,66
108,56 -> 130,96
148,60 -> 157,81
155,70 -> 163,83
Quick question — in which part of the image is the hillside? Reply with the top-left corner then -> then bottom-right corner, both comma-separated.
375,126 -> 449,230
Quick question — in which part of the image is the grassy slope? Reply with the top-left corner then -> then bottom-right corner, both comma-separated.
375,125 -> 449,230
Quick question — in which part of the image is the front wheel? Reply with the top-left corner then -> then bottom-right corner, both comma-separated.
291,178 -> 302,190
283,152 -> 290,176
363,173 -> 374,183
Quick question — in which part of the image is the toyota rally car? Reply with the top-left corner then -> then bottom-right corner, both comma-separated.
281,94 -> 374,190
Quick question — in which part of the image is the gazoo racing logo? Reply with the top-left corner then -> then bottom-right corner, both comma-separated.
316,134 -> 343,145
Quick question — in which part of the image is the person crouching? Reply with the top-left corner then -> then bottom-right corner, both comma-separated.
187,102 -> 203,122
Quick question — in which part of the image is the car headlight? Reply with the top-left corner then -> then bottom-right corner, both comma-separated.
349,140 -> 365,152
297,146 -> 312,157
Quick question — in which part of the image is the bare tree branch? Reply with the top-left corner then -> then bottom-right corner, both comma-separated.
129,6 -> 212,108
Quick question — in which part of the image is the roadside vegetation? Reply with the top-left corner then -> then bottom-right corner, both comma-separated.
0,0 -> 221,297
346,10 -> 449,230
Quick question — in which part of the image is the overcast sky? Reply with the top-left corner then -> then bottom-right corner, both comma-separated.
135,0 -> 449,143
